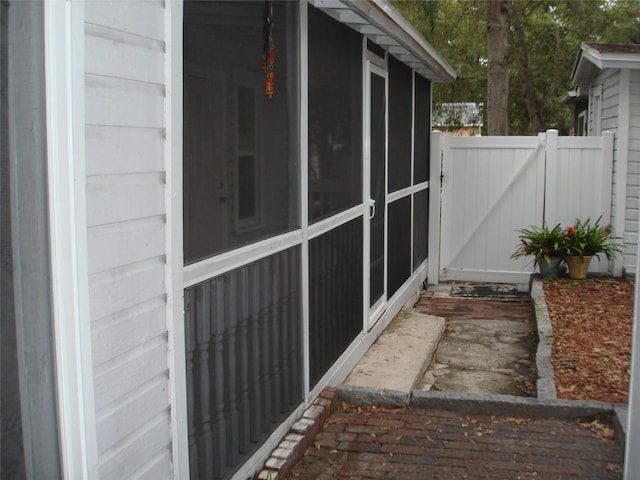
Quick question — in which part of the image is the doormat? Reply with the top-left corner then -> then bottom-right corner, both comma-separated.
450,284 -> 520,300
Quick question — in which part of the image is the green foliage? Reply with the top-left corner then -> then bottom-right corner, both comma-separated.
512,217 -> 623,265
432,102 -> 482,133
394,1 -> 487,130
563,217 -> 623,261
393,0 -> 640,135
512,223 -> 565,265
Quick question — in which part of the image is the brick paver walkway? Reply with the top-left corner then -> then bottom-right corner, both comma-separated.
287,405 -> 623,479
282,292 -> 625,479
413,295 -> 534,324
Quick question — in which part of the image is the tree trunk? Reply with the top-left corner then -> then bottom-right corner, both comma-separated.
511,9 -> 544,134
485,0 -> 509,135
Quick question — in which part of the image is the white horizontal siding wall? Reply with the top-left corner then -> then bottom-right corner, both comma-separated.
626,69 -> 640,275
600,70 -> 620,133
592,68 -> 636,276
84,2 -> 173,478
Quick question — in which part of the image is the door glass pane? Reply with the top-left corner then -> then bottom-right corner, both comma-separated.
238,155 -> 256,220
308,6 -> 362,222
183,1 -> 300,264
370,72 -> 386,307
237,86 -> 255,150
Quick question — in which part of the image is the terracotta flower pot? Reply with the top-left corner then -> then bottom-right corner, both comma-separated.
564,255 -> 592,280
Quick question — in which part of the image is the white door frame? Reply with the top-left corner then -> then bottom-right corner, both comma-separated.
44,1 -> 99,477
363,54 -> 388,330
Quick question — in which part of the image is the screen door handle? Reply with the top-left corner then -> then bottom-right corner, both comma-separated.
369,198 -> 376,219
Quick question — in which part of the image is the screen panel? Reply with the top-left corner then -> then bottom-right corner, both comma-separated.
387,197 -> 412,298
183,1 -> 300,263
308,6 -> 362,222
413,188 -> 429,270
388,55 -> 412,192
309,217 -> 363,386
414,74 -> 431,184
184,247 -> 303,480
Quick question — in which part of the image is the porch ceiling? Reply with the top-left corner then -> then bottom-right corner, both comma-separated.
310,0 -> 456,83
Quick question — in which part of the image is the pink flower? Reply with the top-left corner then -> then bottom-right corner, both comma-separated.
566,226 -> 574,236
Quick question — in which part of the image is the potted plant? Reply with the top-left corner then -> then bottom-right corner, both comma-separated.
512,223 -> 565,279
562,217 -> 622,279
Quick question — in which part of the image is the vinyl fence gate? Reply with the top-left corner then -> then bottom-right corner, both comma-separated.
431,129 -> 615,284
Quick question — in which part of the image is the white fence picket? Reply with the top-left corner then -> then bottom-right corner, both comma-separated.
437,130 -> 615,283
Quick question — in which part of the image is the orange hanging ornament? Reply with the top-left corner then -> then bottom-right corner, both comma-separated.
262,1 -> 275,99
264,50 -> 275,99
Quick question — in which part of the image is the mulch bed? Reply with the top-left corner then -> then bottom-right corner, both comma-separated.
543,277 -> 634,404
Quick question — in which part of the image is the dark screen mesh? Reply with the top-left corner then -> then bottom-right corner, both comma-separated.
308,6 -> 362,222
183,1 -> 300,264
388,55 -> 412,192
414,74 -> 431,184
387,197 -> 412,298
369,72 -> 386,307
309,217 -> 363,386
413,188 -> 429,270
185,247 -> 303,480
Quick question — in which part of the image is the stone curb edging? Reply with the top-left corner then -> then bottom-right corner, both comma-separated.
257,387 -> 338,480
337,384 -> 614,418
529,276 -> 558,400
336,384 -> 627,449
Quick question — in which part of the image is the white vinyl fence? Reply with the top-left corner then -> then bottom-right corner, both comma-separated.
434,129 -> 615,284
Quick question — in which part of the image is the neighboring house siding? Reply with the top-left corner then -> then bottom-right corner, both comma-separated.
592,69 -> 631,273
84,2 -> 172,479
627,69 -> 640,272
600,70 -> 620,133
596,71 -> 623,270
592,67 -> 640,275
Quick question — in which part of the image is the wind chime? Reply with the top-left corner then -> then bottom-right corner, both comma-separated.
262,1 -> 275,99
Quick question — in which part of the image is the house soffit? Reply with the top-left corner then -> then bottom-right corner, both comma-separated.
310,0 -> 456,83
572,42 -> 640,87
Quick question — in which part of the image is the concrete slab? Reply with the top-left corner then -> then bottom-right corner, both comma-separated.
343,309 -> 445,392
418,318 -> 537,396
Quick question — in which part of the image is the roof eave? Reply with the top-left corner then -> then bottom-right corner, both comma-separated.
310,0 -> 456,83
572,42 -> 640,86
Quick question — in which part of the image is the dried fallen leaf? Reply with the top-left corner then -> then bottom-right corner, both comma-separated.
579,419 -> 616,440
341,401 -> 353,412
504,417 -> 531,425
606,463 -> 623,473
544,278 -> 632,404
